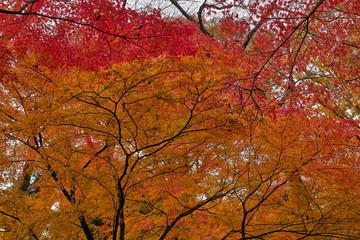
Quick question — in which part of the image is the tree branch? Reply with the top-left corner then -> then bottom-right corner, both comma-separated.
158,189 -> 232,240
169,0 -> 196,22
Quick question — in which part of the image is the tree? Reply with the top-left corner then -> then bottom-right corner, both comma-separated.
0,0 -> 360,239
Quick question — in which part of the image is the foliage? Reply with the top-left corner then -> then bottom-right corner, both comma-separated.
0,0 -> 360,239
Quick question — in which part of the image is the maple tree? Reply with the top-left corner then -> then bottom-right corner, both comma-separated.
0,0 -> 360,239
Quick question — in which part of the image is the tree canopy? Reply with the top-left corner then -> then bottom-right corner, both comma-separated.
1,0 -> 360,239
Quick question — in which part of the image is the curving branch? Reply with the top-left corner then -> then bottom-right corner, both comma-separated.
197,0 -> 213,37
169,0 -> 212,37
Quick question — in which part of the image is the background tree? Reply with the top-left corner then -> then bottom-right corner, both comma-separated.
0,0 -> 360,239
